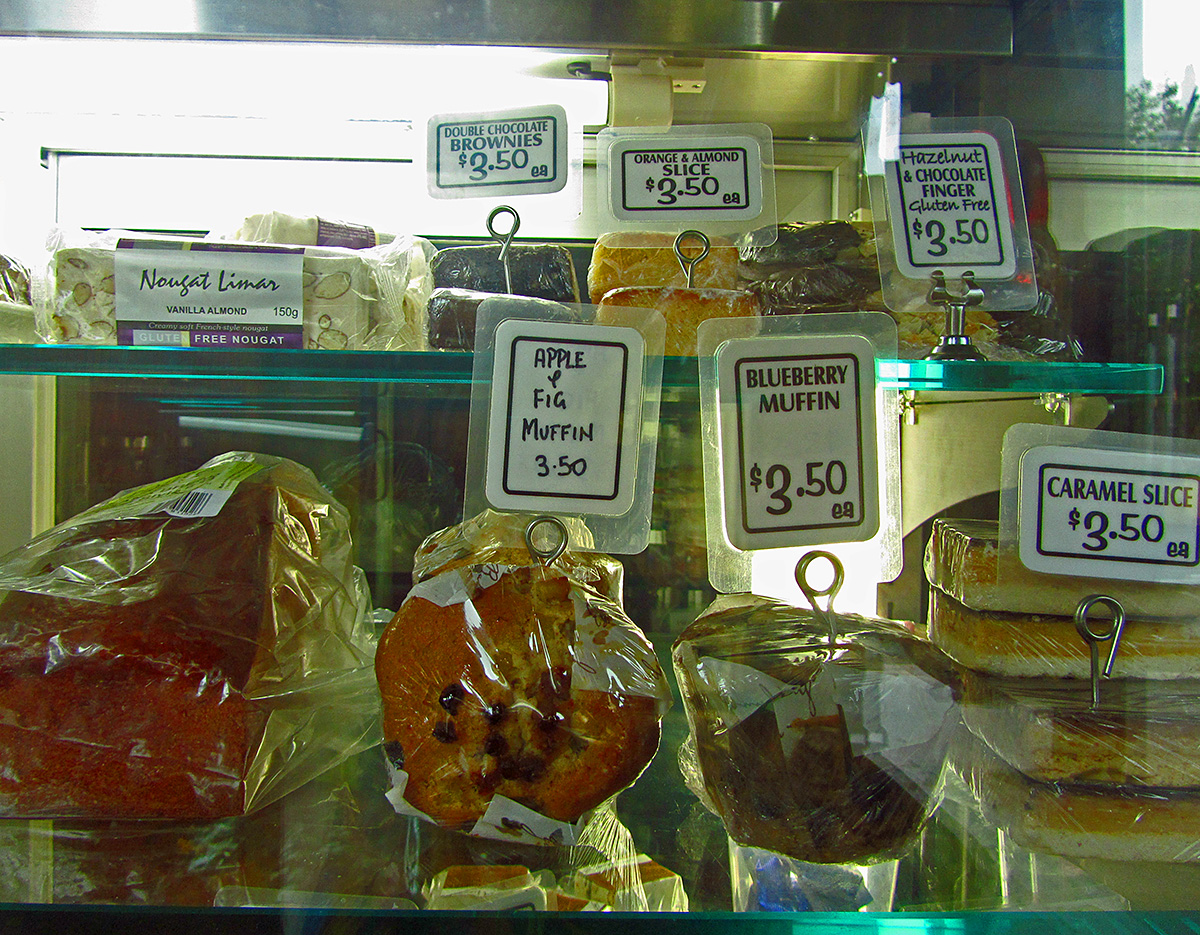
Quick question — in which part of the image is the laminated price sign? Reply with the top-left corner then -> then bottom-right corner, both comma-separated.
485,317 -> 645,517
884,131 -> 1017,280
1018,445 -> 1200,584
428,104 -> 568,199
596,124 -> 774,233
716,333 -> 880,551
614,138 -> 758,219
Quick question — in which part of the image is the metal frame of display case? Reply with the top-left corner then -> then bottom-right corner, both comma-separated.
3,0 -> 1200,928
0,0 -> 1013,56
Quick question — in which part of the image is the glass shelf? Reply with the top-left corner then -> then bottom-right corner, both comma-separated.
876,359 -> 1166,394
0,344 -> 479,385
2,906 -> 1200,933
0,344 -> 1166,395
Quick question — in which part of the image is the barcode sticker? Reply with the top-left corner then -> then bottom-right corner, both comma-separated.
73,458 -> 264,525
158,488 -> 230,518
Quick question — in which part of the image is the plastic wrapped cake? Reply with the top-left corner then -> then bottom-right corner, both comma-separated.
672,564 -> 960,864
0,452 -> 378,820
595,230 -> 759,356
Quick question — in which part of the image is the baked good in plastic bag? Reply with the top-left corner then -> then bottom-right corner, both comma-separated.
587,230 -> 739,304
0,451 -> 378,820
672,590 -> 960,864
960,668 -> 1200,787
887,307 -> 1001,356
41,227 -> 434,350
0,301 -> 41,344
0,251 -> 38,344
426,288 -> 586,352
0,252 -> 32,307
375,518 -> 669,837
422,864 -> 555,910
739,220 -> 1081,360
430,243 -> 580,303
738,221 -> 883,309
421,864 -> 613,911
426,287 -> 491,350
567,854 -> 689,911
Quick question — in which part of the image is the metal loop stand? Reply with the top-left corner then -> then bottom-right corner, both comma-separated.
926,269 -> 986,361
1073,594 -> 1127,709
524,515 -> 569,566
487,205 -> 521,294
795,550 -> 845,646
674,229 -> 710,288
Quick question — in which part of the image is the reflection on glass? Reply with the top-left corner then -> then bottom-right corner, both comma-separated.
1126,0 -> 1200,150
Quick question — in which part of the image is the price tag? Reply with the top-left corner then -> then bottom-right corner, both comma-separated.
884,131 -> 1016,280
427,105 -> 568,199
716,334 -> 879,551
114,240 -> 304,348
1018,445 -> 1200,583
607,131 -> 763,223
485,318 -> 644,516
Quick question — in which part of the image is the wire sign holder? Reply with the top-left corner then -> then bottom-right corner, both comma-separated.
925,269 -> 985,360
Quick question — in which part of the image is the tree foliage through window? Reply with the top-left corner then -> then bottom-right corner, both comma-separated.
1126,78 -> 1200,149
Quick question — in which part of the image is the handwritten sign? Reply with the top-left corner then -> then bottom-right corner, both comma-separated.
884,131 -> 1017,280
485,318 -> 644,516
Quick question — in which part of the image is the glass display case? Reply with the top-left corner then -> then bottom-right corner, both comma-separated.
1,1 -> 1199,930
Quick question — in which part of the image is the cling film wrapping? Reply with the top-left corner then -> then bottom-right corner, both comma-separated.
736,220 -> 1078,360
925,517 -> 1200,620
924,519 -> 1200,680
927,588 -> 1200,681
410,508 -> 623,604
586,230 -> 740,304
423,240 -> 582,352
0,251 -> 37,344
929,515 -> 1200,870
0,451 -> 378,820
374,512 -> 669,842
960,668 -> 1200,788
672,592 -> 960,865
595,285 -> 759,357
426,289 -> 587,351
737,220 -> 885,314
430,243 -> 581,304
41,227 -> 435,351
952,729 -> 1200,864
